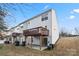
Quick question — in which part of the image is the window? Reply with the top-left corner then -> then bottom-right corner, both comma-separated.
17,28 -> 19,30
21,26 -> 23,28
27,21 -> 31,24
42,16 -> 48,21
42,18 -> 44,21
41,13 -> 48,21
45,17 -> 48,20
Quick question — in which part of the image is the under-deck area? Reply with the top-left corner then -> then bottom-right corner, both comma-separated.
5,27 -> 49,50
23,27 -> 49,50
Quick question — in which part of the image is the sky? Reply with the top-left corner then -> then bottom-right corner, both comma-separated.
2,3 -> 79,34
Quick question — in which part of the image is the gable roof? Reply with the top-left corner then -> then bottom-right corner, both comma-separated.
10,9 -> 53,30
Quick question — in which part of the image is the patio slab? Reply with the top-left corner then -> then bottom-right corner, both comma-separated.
27,45 -> 47,51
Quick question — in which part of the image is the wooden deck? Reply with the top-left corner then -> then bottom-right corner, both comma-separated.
12,33 -> 22,37
23,27 -> 49,36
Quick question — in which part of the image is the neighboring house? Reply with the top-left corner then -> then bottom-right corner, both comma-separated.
5,9 -> 59,50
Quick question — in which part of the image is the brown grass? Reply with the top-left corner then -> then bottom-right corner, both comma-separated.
0,37 -> 79,56
53,37 -> 79,56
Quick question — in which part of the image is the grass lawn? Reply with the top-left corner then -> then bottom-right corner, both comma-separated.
0,44 -> 53,56
0,37 -> 79,56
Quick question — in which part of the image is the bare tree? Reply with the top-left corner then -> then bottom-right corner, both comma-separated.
74,27 -> 79,35
0,6 -> 7,32
0,3 -> 36,28
60,27 -> 72,37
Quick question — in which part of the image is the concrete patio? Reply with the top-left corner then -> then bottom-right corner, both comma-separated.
26,45 -> 47,51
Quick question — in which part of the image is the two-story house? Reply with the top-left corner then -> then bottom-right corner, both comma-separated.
5,9 -> 59,50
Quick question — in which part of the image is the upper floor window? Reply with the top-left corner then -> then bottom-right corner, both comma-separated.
17,28 -> 19,30
27,21 -> 31,24
21,26 -> 23,28
41,13 -> 48,21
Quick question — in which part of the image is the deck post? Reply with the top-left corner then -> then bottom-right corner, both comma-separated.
12,36 -> 14,44
12,37 -> 14,44
31,36 -> 33,49
40,36 -> 42,50
25,36 -> 26,46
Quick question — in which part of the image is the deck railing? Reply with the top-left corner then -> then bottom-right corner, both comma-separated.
23,27 -> 49,36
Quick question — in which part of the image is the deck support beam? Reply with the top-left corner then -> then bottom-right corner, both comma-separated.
25,36 -> 27,46
40,36 -> 42,50
31,36 -> 33,49
12,36 -> 14,44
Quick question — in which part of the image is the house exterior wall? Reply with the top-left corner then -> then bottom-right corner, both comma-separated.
51,10 -> 59,44
26,36 -> 40,45
32,36 -> 40,45
6,9 -> 59,46
22,9 -> 59,45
